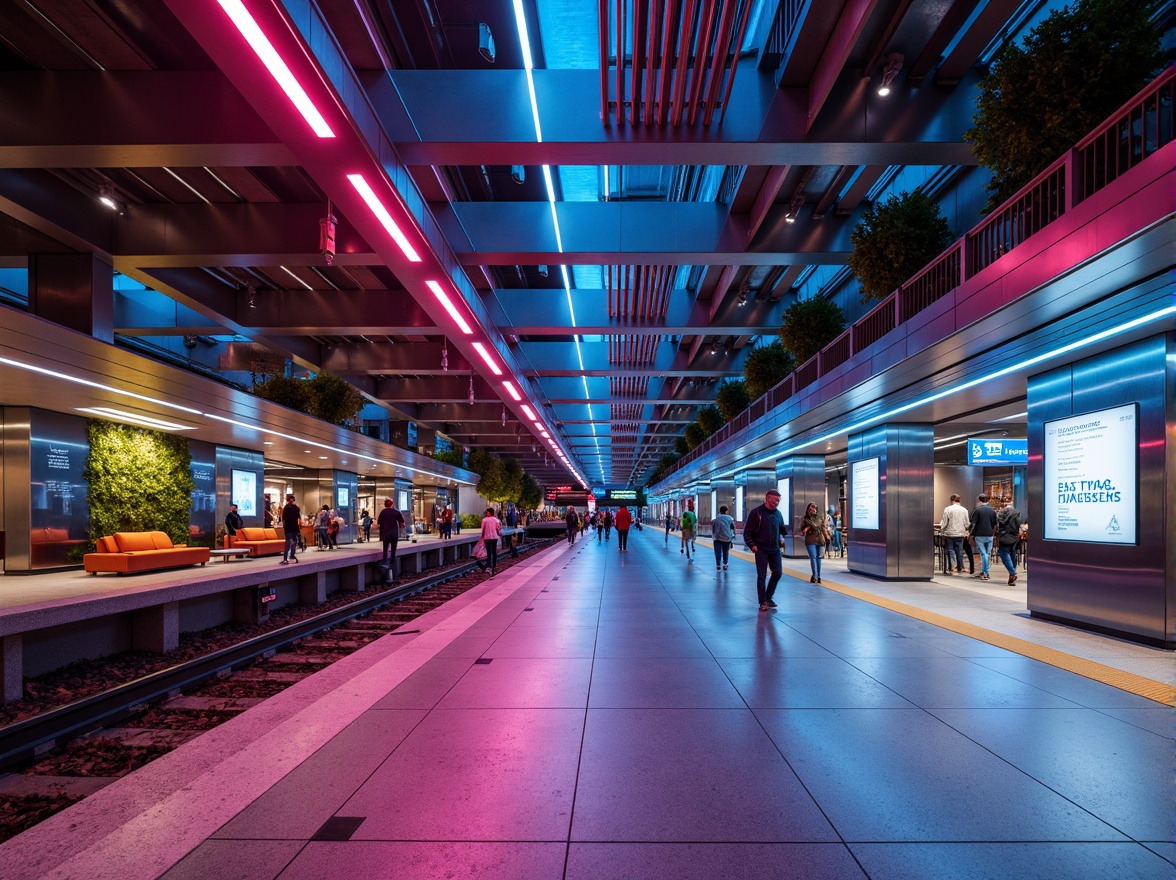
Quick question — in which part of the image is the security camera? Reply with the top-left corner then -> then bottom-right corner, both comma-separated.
511,165 -> 525,184
478,23 -> 495,64
538,264 -> 549,277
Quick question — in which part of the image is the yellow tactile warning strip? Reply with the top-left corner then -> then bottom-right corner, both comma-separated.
718,544 -> 1176,707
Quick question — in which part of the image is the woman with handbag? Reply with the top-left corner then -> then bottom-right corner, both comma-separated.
800,502 -> 828,583
480,507 -> 504,575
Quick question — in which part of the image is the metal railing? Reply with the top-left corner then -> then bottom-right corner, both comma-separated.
658,65 -> 1175,484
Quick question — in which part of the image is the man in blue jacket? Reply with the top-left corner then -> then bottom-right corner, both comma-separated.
744,489 -> 787,611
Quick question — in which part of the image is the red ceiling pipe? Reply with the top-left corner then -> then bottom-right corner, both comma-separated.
687,0 -> 719,126
716,0 -> 754,125
670,0 -> 699,125
630,0 -> 648,125
643,0 -> 663,125
616,0 -> 626,125
702,0 -> 739,126
656,0 -> 681,125
599,0 -> 611,123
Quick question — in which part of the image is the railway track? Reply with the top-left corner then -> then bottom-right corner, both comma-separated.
0,540 -> 549,842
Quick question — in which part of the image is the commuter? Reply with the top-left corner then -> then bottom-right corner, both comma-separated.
377,498 -> 405,583
360,509 -> 372,543
800,502 -> 828,583
442,506 -> 454,539
603,508 -> 613,542
996,497 -> 1022,586
594,510 -> 603,542
970,493 -> 998,581
481,506 -> 503,575
327,508 -> 341,549
263,503 -> 274,530
279,494 -> 301,564
580,511 -> 587,536
315,505 -> 331,551
830,507 -> 843,556
614,505 -> 632,551
939,494 -> 971,575
711,504 -> 735,571
664,511 -> 673,546
744,490 -> 786,610
565,507 -> 578,544
224,504 -> 243,540
680,500 -> 697,561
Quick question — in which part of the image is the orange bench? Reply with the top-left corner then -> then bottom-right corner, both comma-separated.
228,527 -> 286,557
84,531 -> 210,575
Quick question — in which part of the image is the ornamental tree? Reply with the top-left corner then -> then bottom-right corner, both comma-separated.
743,340 -> 795,400
779,297 -> 846,365
965,0 -> 1164,212
848,191 -> 954,302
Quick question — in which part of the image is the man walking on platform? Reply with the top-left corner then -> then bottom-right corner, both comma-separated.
744,489 -> 787,611
565,507 -> 579,544
377,498 -> 405,583
939,494 -> 970,574
614,505 -> 632,551
279,494 -> 300,564
680,500 -> 697,561
970,493 -> 998,581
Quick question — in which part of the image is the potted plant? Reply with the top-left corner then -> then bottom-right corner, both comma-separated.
779,297 -> 846,364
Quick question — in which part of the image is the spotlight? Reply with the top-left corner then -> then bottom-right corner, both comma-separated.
97,182 -> 121,212
784,195 -> 804,224
468,375 -> 475,405
877,53 -> 903,96
537,264 -> 548,277
478,22 -> 496,63
511,165 -> 525,184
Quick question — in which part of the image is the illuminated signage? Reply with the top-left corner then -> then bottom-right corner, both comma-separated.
967,438 -> 1028,466
231,469 -> 257,516
1043,404 -> 1137,544
851,458 -> 880,530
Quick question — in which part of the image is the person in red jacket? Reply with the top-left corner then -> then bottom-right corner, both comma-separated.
614,505 -> 633,552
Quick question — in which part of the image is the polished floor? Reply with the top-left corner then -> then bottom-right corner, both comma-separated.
1,530 -> 1172,879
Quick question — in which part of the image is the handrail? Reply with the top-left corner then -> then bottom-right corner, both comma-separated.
657,65 -> 1175,487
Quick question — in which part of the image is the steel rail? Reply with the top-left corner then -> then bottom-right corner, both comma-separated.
0,543 -> 541,770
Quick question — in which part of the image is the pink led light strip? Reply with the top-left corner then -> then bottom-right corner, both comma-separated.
217,0 -> 334,138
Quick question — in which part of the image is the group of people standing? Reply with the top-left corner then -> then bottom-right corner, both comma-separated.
939,492 -> 1023,585
564,505 -> 635,551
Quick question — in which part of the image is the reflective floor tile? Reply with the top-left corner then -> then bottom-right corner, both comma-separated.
718,657 -> 913,709
929,707 -> 1175,840
436,658 -> 592,708
159,839 -> 304,880
850,842 -> 1175,880
369,658 -> 477,709
486,625 -> 599,658
755,708 -> 1126,842
214,710 -> 427,839
573,708 -> 837,842
565,842 -> 867,880
341,708 -> 584,841
278,841 -> 567,880
593,633 -> 711,659
969,656 -> 1166,709
587,658 -> 745,708
845,656 -> 1080,708
1095,706 -> 1176,739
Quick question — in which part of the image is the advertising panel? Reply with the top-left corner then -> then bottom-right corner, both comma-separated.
967,438 -> 1028,466
851,458 -> 880,530
337,487 -> 350,507
231,469 -> 257,516
1043,404 -> 1137,544
776,477 -> 790,526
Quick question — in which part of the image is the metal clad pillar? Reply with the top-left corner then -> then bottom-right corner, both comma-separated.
29,254 -> 114,344
777,456 -> 825,558
1027,334 -> 1173,647
848,424 -> 934,579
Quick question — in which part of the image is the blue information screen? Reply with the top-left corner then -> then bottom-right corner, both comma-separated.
967,438 -> 1028,466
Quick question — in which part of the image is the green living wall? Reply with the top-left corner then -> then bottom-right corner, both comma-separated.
84,420 -> 195,548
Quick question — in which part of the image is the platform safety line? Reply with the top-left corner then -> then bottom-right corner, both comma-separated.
718,543 -> 1176,707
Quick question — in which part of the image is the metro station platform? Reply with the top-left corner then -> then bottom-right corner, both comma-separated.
0,530 -> 1171,879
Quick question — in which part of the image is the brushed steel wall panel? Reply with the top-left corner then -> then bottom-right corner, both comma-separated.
777,456 -> 825,558
1,408 -> 32,571
848,424 -> 934,579
1027,333 -> 1172,645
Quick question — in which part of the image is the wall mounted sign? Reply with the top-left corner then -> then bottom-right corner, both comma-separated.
851,458 -> 880,530
967,438 -> 1028,466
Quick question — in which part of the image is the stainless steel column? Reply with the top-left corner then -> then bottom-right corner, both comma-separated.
1027,334 -> 1173,647
777,456 -> 825,557
847,424 -> 934,579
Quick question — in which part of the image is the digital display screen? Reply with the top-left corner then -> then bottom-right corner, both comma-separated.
851,458 -> 880,530
337,487 -> 349,507
967,438 -> 1028,466
231,469 -> 257,516
1043,404 -> 1136,544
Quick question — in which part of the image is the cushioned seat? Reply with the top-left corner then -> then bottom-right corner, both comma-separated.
229,527 -> 286,557
84,530 -> 210,574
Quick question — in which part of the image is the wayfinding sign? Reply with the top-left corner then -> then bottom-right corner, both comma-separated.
967,438 -> 1028,466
